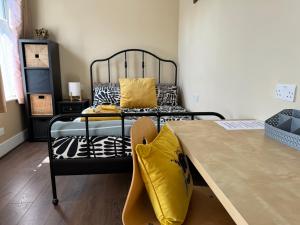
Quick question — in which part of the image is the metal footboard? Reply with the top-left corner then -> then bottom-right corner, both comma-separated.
47,111 -> 225,205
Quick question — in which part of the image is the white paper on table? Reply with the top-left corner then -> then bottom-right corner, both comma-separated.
215,120 -> 265,130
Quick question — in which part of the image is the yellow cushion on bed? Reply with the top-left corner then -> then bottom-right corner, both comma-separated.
80,105 -> 121,121
135,125 -> 193,225
119,78 -> 157,108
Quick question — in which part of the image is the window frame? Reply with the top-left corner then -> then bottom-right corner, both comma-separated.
0,0 -> 8,22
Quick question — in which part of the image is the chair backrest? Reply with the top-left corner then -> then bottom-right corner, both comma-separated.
122,117 -> 159,225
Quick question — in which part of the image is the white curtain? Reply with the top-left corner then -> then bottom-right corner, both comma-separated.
0,67 -> 7,113
0,18 -> 16,101
0,0 -> 25,104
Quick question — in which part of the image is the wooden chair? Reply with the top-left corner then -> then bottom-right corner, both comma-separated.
122,117 -> 235,225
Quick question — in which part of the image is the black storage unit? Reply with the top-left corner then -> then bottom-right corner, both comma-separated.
19,39 -> 62,141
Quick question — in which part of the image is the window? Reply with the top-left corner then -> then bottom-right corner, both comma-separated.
0,0 -> 17,101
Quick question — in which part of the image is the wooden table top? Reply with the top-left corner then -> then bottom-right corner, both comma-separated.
167,120 -> 300,225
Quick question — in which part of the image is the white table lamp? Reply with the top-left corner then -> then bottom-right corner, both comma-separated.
68,82 -> 81,101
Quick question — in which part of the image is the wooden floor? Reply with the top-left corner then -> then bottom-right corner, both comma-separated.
0,142 -> 131,225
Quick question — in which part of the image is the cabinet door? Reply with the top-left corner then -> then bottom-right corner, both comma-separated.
31,118 -> 50,140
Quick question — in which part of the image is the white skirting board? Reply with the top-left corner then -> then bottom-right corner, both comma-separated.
0,130 -> 28,158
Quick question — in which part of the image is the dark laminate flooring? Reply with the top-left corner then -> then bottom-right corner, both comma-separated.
0,142 -> 131,225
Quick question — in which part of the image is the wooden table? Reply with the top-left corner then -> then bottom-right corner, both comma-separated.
167,120 -> 300,225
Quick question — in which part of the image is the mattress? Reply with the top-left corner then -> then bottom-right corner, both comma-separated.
51,105 -> 190,159
51,120 -> 134,138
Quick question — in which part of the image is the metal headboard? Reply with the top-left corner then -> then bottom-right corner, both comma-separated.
90,49 -> 177,103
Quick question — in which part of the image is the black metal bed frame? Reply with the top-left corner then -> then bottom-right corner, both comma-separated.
90,49 -> 177,103
47,49 -> 225,205
48,112 -> 225,205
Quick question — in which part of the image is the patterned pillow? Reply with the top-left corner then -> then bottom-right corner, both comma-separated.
93,83 -> 178,107
93,83 -> 120,106
157,85 -> 178,106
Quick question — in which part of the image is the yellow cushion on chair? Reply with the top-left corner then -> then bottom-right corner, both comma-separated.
135,125 -> 193,225
119,78 -> 157,108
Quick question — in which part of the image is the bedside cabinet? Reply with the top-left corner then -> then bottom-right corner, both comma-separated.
57,100 -> 89,120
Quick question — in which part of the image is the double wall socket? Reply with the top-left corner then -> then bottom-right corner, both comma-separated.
275,84 -> 297,102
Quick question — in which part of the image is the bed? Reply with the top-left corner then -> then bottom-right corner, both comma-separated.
48,49 -> 225,205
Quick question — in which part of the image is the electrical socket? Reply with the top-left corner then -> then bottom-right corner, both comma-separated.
192,94 -> 200,103
0,128 -> 4,136
275,84 -> 297,102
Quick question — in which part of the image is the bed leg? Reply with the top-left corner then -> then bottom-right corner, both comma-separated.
50,174 -> 59,205
121,115 -> 125,157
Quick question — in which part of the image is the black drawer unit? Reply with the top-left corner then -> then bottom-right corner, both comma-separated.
61,103 -> 84,113
57,100 -> 89,120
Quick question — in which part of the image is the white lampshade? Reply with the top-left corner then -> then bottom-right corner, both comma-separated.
68,82 -> 81,96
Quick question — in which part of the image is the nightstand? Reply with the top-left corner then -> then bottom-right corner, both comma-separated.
57,100 -> 89,120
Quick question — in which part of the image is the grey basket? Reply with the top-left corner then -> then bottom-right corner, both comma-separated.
265,109 -> 300,151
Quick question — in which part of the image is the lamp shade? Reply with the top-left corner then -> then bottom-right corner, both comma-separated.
68,82 -> 81,96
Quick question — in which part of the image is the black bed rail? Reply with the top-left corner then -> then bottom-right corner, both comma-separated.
90,49 -> 178,103
48,111 -> 224,136
48,111 -> 224,160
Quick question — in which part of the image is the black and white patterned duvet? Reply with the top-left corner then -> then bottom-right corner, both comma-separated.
52,136 -> 131,159
52,105 -> 191,159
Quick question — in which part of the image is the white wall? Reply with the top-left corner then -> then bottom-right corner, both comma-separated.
28,0 -> 179,99
178,0 -> 300,120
